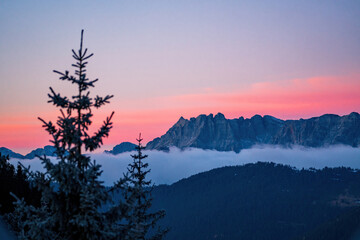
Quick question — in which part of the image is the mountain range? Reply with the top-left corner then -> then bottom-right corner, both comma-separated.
146,112 -> 360,152
0,146 -> 57,160
1,112 -> 359,158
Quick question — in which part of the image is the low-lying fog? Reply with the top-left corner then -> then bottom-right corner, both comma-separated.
11,145 -> 360,186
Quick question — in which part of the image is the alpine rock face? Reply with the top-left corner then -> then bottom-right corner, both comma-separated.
146,112 -> 360,152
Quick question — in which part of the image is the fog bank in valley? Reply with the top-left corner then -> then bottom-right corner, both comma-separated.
13,145 -> 360,185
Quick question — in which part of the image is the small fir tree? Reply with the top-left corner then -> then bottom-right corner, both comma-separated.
10,30 -> 120,240
120,134 -> 167,240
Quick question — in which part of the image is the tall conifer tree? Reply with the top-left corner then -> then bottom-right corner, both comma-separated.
10,30 -> 119,240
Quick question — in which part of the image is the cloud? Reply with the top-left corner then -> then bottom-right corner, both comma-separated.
11,146 -> 360,186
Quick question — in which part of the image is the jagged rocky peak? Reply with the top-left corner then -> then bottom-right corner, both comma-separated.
194,114 -> 208,123
347,112 -> 360,119
251,114 -> 262,120
146,112 -> 360,152
214,112 -> 225,119
146,112 -> 285,152
264,115 -> 284,123
175,116 -> 188,127
179,113 -> 225,121
174,113 -> 226,127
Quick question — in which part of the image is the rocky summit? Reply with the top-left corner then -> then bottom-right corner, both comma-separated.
146,112 -> 360,152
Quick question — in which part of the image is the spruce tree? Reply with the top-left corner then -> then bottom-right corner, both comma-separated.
10,30 -> 119,240
120,134 -> 167,240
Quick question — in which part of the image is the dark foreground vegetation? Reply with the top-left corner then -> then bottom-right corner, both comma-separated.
0,153 -> 40,215
2,153 -> 360,239
0,30 -> 166,240
151,162 -> 360,240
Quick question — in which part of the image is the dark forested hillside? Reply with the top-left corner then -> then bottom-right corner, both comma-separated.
151,162 -> 360,240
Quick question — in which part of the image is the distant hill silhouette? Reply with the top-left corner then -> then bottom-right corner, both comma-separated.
0,147 -> 25,159
104,142 -> 137,155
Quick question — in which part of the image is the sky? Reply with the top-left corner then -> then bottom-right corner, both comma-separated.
1,1 -> 360,154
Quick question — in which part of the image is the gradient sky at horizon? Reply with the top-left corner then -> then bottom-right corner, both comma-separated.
1,1 -> 360,154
